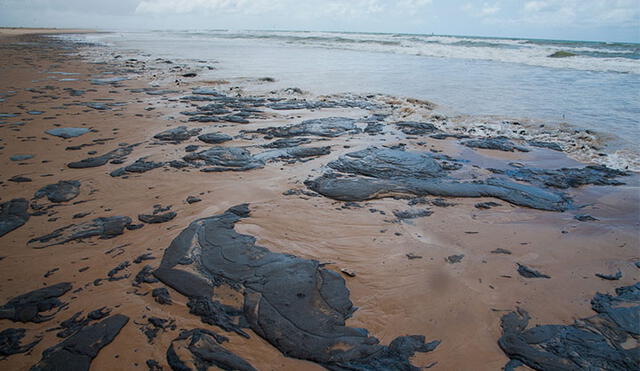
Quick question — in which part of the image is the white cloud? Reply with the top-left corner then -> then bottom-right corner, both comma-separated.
520,0 -> 639,27
1,0 -> 139,15
480,4 -> 500,16
462,2 -> 501,18
134,0 -> 433,18
400,0 -> 433,7
135,0 -> 279,15
397,0 -> 432,16
523,1 -> 548,13
0,0 -> 636,41
321,0 -> 386,18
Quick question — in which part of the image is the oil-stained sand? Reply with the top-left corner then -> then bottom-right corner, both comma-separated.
0,32 -> 638,370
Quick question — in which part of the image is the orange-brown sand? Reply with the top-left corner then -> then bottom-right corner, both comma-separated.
0,32 -> 638,370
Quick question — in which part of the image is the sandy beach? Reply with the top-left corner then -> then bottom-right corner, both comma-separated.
0,31 -> 638,371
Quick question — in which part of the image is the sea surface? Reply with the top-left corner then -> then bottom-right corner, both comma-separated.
61,30 -> 639,160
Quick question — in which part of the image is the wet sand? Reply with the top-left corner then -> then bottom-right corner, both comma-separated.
0,32 -> 638,370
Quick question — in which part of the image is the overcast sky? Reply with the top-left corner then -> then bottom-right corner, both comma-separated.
1,0 -> 638,42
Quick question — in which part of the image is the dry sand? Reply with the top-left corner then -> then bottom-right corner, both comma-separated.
0,31 -> 638,370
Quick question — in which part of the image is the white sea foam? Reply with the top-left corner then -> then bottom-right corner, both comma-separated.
67,30 -> 639,74
152,30 -> 640,74
72,30 -> 640,68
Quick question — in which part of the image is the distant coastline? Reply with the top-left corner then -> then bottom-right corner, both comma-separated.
0,27 -> 97,37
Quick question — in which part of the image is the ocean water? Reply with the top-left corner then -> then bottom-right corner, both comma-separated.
64,30 -> 639,158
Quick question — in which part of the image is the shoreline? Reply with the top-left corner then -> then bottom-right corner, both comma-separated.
60,31 -> 640,172
0,33 -> 638,370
